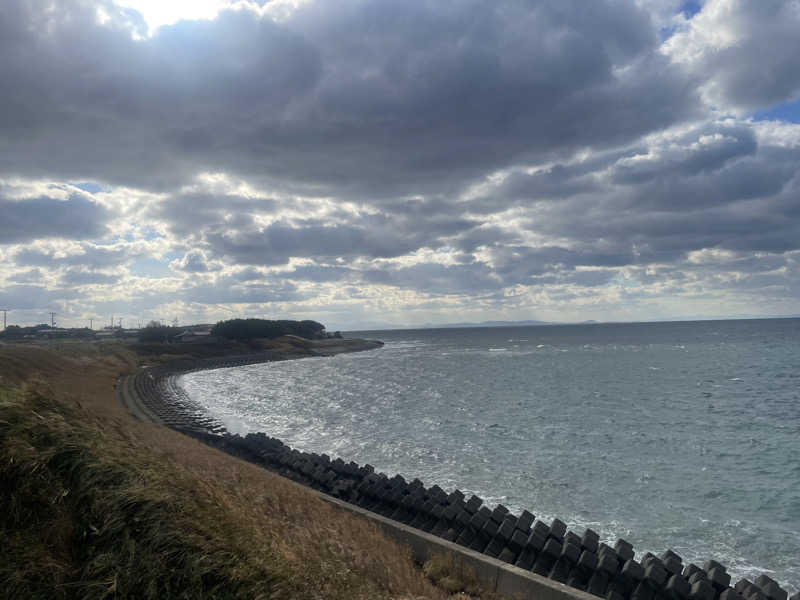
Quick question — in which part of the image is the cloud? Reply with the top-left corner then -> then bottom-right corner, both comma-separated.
0,192 -> 109,244
664,0 -> 800,112
0,0 -> 698,196
0,1 -> 799,326
60,268 -> 120,286
13,244 -> 134,269
177,278 -> 303,304
282,265 -> 357,283
363,262 -> 501,295
0,285 -> 80,311
170,249 -> 219,273
7,268 -> 44,283
204,214 -> 475,266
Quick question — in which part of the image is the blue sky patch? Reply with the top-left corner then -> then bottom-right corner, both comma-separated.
753,97 -> 800,123
129,257 -> 172,278
73,182 -> 105,194
679,1 -> 702,19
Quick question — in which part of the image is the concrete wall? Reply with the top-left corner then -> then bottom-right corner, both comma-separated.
321,491 -> 598,600
121,364 -> 797,600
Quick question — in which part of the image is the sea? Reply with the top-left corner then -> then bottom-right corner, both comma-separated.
180,318 -> 800,592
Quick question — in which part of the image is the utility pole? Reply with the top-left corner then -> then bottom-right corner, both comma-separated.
49,312 -> 56,328
118,318 -> 123,329
0,309 -> 7,330
89,318 -> 93,330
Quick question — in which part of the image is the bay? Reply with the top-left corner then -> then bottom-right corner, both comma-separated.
181,318 -> 800,592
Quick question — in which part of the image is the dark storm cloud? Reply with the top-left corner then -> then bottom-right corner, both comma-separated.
533,193 -> 799,270
152,193 -> 276,236
204,214 -> 476,266
610,124 -> 758,185
454,227 -> 520,252
471,121 -> 800,280
0,0 -> 698,195
489,244 -> 634,286
495,167 -> 602,202
0,193 -> 109,244
174,118 -> 800,296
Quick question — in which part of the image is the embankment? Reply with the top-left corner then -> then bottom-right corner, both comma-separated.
124,340 -> 798,600
0,341 -> 457,600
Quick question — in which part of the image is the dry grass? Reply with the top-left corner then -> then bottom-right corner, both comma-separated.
0,344 -> 456,599
421,555 -> 506,599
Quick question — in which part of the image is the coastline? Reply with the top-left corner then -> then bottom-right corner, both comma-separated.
115,337 -> 798,600
118,338 -> 384,432
0,340 -> 453,599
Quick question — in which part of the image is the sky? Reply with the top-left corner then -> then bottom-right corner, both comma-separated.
1,0 -> 800,331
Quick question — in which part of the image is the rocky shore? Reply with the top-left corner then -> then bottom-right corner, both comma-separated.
116,338 -> 797,600
117,338 -> 384,433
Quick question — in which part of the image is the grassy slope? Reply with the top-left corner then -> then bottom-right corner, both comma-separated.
0,343 -> 453,600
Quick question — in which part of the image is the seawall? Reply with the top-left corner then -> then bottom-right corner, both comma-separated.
117,341 -> 797,600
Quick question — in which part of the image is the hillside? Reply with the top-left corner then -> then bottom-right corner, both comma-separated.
0,342 -> 469,600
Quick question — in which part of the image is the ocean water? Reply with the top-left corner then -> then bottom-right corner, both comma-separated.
181,319 -> 800,591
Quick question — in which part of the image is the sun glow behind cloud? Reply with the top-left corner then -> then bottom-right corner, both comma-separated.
114,0 -> 232,32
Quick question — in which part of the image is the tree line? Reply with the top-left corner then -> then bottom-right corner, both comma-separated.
137,318 -> 331,343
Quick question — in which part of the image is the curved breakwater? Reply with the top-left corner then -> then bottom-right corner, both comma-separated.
180,321 -> 800,595
126,354 -> 798,600
122,325 -> 799,600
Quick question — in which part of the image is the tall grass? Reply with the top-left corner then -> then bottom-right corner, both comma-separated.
0,384 -> 448,599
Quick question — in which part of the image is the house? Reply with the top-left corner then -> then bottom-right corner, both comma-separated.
174,329 -> 215,343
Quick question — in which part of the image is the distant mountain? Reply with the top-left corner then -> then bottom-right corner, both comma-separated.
425,319 -> 551,329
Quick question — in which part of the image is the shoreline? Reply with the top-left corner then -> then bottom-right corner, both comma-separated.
117,338 -> 384,432
1,340 -> 455,599
115,338 -> 798,600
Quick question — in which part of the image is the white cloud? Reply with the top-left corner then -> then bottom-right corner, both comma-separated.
663,0 -> 800,112
114,0 -> 233,33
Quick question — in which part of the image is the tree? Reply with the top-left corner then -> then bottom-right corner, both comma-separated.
138,324 -> 179,343
211,318 -> 327,341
